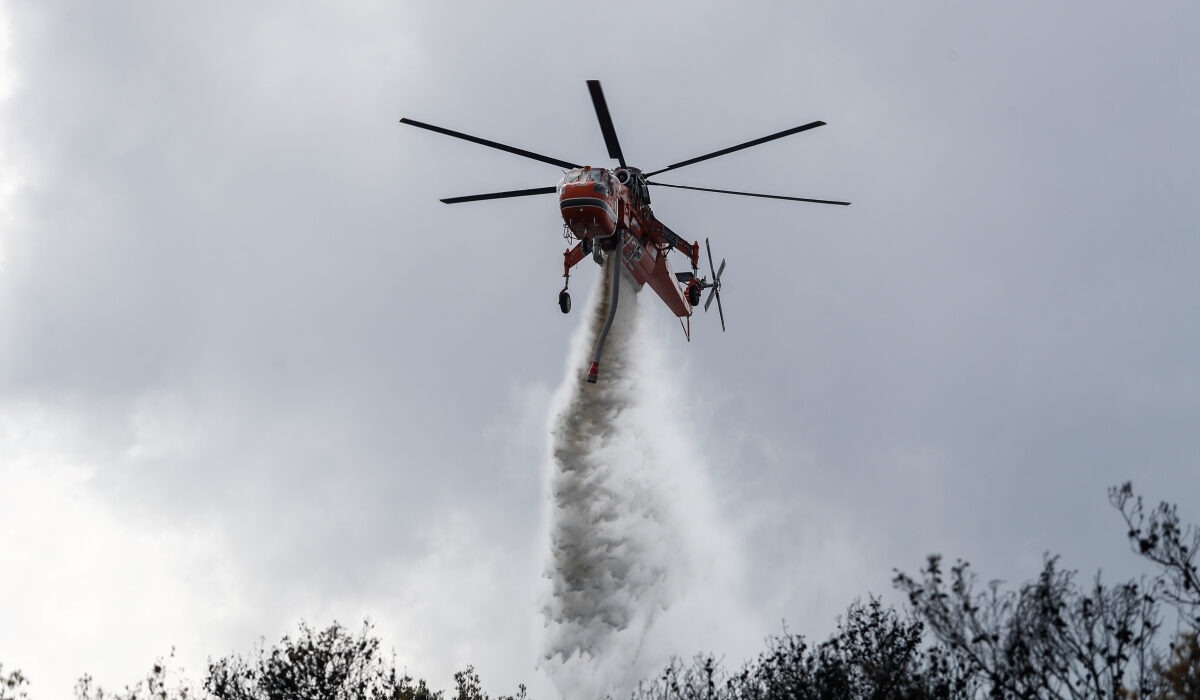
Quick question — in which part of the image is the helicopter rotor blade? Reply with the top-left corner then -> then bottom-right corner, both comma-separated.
400,118 -> 580,170
717,259 -> 726,279
648,181 -> 850,206
645,121 -> 826,177
586,80 -> 626,168
440,186 -> 557,204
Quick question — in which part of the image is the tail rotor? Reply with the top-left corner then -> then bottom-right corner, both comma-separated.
703,238 -> 726,332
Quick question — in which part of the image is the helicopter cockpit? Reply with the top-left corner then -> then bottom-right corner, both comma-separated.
557,166 -> 651,206
558,167 -> 615,195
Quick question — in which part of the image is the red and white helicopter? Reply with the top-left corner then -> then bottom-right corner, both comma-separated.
401,81 -> 848,382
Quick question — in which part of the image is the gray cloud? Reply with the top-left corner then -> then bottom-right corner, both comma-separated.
1,0 -> 1198,696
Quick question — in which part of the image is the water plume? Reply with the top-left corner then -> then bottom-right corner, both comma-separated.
539,256 -> 749,698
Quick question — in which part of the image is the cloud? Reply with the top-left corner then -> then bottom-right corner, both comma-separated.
1,1 -> 1199,696
0,401 -> 247,697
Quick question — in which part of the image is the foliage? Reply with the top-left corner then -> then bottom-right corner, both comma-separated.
204,620 -> 440,700
1,664 -> 29,700
9,622 -> 525,700
1111,482 -> 1200,632
631,597 -> 974,699
1146,631 -> 1200,700
450,666 -> 525,700
894,554 -> 1161,699
75,650 -> 196,700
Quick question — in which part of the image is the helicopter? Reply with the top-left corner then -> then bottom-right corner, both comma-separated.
400,81 -> 848,383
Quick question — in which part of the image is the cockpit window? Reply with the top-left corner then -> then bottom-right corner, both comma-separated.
558,168 -> 616,194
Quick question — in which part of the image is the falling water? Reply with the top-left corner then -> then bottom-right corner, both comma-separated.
539,255 -> 750,698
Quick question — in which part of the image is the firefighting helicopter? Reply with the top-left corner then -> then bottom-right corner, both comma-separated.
400,81 -> 849,383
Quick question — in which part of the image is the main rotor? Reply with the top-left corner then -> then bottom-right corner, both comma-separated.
400,80 -> 851,207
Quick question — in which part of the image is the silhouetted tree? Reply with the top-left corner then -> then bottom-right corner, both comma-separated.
631,597 -> 974,699
28,621 -> 526,700
894,554 -> 1161,699
75,650 -> 195,700
205,621 -> 440,700
0,665 -> 28,700
449,665 -> 525,700
1111,482 -> 1200,633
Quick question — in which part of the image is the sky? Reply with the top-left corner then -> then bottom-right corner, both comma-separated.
1,1 -> 1198,697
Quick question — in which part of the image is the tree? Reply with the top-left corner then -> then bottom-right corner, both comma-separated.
631,598 -> 973,699
1111,482 -> 1200,699
894,555 -> 1161,699
1,665 -> 28,700
75,651 -> 195,700
449,666 -> 525,700
1147,631 -> 1200,700
18,620 -> 522,700
204,621 -> 440,700
1111,482 -> 1200,633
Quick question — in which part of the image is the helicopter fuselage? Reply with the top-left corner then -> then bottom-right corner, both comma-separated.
558,166 -> 697,319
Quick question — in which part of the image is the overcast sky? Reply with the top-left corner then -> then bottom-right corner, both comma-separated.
2,1 -> 1198,697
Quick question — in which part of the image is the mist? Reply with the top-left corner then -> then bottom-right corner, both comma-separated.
539,256 -> 756,697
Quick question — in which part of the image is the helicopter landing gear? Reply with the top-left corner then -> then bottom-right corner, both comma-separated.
559,290 -> 571,314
